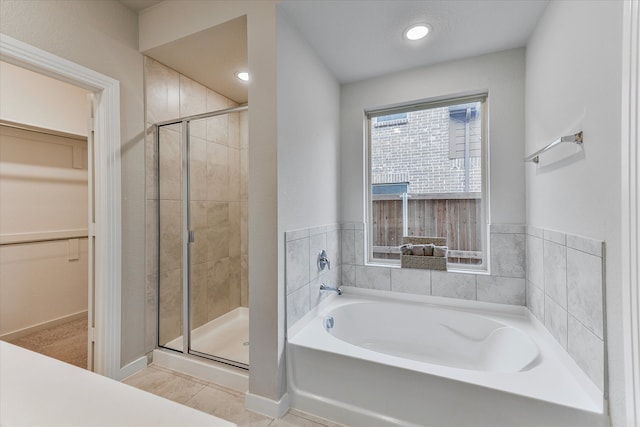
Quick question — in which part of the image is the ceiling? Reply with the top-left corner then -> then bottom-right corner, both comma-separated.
279,0 -> 549,83
119,0 -> 162,12
144,15 -> 248,104
123,1 -> 549,104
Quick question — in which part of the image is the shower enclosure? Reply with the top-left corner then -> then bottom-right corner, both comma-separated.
156,105 -> 249,369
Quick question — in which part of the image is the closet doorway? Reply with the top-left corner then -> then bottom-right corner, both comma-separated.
0,60 -> 92,370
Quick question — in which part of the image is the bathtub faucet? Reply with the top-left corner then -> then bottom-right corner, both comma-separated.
320,283 -> 343,296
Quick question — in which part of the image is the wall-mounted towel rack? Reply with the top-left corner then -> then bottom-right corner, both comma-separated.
524,131 -> 583,164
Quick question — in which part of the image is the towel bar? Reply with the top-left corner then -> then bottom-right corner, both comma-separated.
525,131 -> 583,164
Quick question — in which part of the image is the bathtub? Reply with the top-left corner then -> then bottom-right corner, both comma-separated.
287,288 -> 607,427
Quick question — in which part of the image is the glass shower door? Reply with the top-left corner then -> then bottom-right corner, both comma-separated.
157,106 -> 249,369
157,123 -> 184,352
188,112 -> 249,368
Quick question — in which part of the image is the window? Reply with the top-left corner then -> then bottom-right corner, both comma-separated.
366,95 -> 487,269
373,112 -> 408,127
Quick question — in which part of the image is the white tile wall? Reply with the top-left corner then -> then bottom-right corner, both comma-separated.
567,248 -> 604,339
355,265 -> 391,291
477,276 -> 526,305
288,222 -> 527,314
526,227 -> 606,392
568,314 -> 605,391
431,271 -> 477,300
543,240 -> 567,308
545,295 -> 568,349
285,224 -> 342,327
390,268 -> 431,295
490,232 -> 525,278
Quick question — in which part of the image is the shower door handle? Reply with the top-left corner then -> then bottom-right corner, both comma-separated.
188,230 -> 195,243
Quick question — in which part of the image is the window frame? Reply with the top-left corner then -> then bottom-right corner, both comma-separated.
364,93 -> 489,271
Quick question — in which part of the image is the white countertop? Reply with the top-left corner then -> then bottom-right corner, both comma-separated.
0,341 -> 236,427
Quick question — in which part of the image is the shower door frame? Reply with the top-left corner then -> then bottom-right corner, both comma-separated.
155,104 -> 248,370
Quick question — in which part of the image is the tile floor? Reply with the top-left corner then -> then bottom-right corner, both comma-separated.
123,365 -> 345,427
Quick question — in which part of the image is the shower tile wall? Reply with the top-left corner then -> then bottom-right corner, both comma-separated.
144,57 -> 248,351
525,226 -> 605,391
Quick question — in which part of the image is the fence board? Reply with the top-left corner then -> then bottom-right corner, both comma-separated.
372,197 -> 482,264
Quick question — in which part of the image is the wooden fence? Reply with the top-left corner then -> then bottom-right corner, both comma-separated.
371,194 -> 482,264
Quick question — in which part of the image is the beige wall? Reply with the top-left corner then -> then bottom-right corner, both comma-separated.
0,58 -> 90,338
0,126 -> 88,336
145,57 -> 248,350
0,61 -> 89,136
0,0 -> 146,367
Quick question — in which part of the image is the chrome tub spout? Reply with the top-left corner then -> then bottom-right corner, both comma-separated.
320,283 -> 343,295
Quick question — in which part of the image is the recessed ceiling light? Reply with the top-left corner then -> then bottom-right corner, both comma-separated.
236,71 -> 249,82
404,25 -> 430,41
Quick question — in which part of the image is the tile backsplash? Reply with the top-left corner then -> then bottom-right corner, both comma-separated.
340,223 -> 526,304
285,224 -> 342,327
286,222 -> 527,327
526,225 -> 606,392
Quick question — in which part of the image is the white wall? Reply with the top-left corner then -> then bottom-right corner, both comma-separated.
0,61 -> 89,136
340,48 -> 526,226
0,0 -> 146,367
525,1 -> 626,425
277,10 -> 341,232
140,0 -> 284,402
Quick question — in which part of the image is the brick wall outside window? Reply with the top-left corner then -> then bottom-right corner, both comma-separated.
371,107 -> 481,194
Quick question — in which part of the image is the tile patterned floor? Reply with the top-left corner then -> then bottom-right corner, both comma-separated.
123,365 -> 345,427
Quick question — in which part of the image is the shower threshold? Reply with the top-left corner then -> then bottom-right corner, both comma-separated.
164,307 -> 249,367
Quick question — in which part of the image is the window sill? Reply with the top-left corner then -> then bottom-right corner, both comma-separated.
365,260 -> 489,275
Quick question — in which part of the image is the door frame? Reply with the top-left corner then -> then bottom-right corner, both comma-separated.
0,34 -> 123,379
621,0 -> 640,424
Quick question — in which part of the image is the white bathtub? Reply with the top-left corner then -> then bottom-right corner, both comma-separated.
287,288 -> 607,427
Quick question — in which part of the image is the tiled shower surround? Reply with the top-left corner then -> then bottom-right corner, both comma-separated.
285,222 -> 606,392
526,226 -> 606,391
144,57 -> 248,352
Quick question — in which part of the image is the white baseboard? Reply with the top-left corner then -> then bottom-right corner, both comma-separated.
118,356 -> 149,381
152,349 -> 248,392
245,391 -> 290,419
0,310 -> 87,341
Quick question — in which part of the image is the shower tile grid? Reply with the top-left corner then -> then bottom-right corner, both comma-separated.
525,225 -> 605,391
123,365 -> 344,427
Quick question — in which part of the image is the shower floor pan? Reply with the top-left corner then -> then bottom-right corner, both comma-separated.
165,307 -> 249,366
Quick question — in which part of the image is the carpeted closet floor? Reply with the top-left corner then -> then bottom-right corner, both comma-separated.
5,317 -> 88,369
